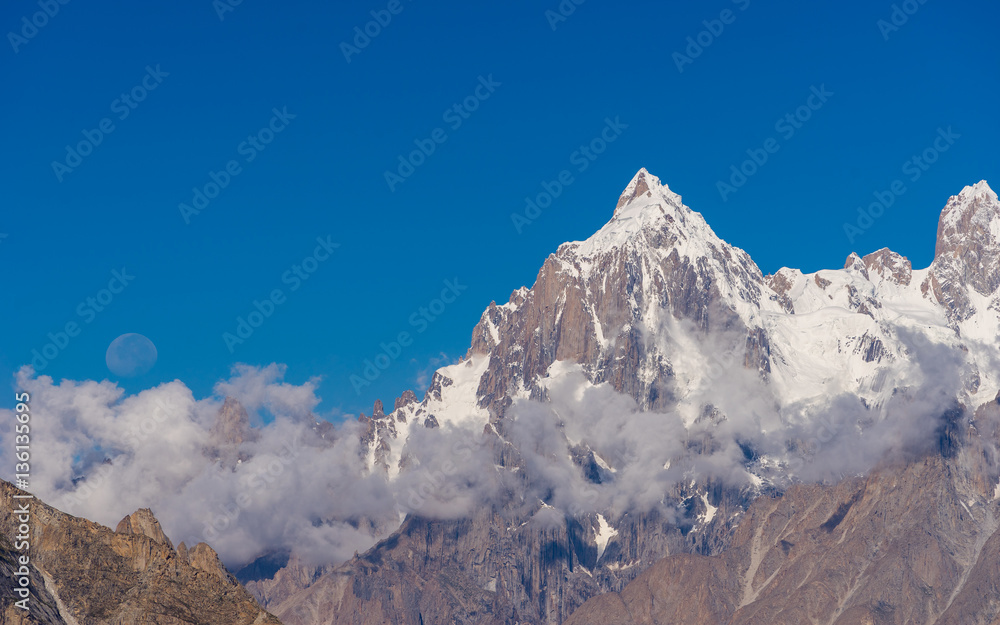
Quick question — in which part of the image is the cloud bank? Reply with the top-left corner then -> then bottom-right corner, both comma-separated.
0,330 -> 981,571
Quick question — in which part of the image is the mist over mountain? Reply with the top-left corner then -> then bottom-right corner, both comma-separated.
4,171 -> 1000,624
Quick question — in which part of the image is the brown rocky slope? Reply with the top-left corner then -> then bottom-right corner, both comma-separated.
565,400 -> 1000,625
0,480 -> 280,624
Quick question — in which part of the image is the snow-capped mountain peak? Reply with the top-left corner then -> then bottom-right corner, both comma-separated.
366,172 -> 1000,471
571,169 -> 745,274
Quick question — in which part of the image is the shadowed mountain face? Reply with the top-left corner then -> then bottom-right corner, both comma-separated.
239,172 -> 1000,625
0,480 -> 281,624
567,404 -> 1000,625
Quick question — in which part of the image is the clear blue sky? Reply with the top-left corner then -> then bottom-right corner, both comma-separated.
2,0 -> 997,418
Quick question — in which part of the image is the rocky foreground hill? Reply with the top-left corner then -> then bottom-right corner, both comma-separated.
0,480 -> 279,624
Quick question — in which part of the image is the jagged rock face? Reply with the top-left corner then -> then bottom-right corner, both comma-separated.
205,396 -> 262,469
764,270 -> 796,314
211,396 -> 257,445
566,436 -> 1000,625
268,509 -> 689,625
929,182 -> 1000,321
0,480 -> 280,624
357,400 -> 398,473
115,508 -> 173,548
394,390 -> 417,412
242,554 -> 336,613
862,248 -> 913,286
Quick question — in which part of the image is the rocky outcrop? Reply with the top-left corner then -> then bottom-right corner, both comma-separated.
242,553 -> 335,613
764,269 -> 796,313
0,480 -> 280,624
211,396 -> 258,446
927,181 -> 1000,321
115,508 -> 173,548
205,396 -> 261,469
358,400 -> 397,472
862,247 -> 913,286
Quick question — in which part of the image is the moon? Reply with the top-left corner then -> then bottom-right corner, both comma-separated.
106,333 -> 158,377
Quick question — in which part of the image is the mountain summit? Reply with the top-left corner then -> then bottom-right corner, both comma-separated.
614,167 -> 681,212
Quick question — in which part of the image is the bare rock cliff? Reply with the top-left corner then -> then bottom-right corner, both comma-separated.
0,480 -> 281,624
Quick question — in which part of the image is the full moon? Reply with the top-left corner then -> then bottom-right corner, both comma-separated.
106,333 -> 158,377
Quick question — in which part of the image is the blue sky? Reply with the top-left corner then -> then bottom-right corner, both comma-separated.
1,0 -> 998,418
